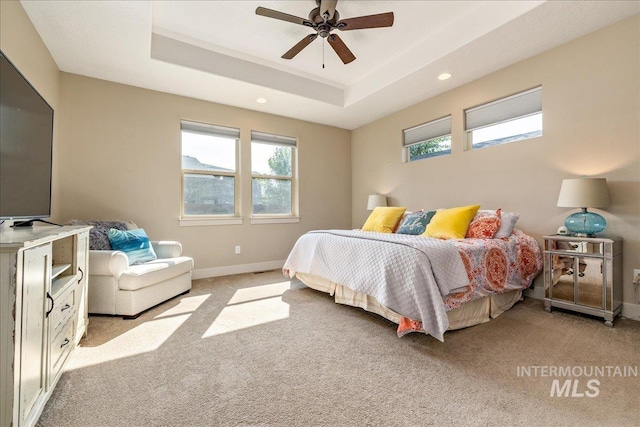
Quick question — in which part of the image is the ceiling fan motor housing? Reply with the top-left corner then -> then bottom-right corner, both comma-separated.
309,7 -> 340,38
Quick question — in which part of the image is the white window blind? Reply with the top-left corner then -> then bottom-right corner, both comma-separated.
181,120 -> 240,139
403,116 -> 451,147
251,131 -> 297,147
465,86 -> 542,131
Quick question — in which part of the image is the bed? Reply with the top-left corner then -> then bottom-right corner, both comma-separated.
283,225 -> 542,341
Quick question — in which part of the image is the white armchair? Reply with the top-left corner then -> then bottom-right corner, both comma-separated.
73,220 -> 194,318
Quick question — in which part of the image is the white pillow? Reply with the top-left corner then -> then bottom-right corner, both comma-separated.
494,211 -> 520,238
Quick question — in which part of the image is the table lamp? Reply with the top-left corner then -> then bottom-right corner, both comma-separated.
556,177 -> 610,237
367,194 -> 387,210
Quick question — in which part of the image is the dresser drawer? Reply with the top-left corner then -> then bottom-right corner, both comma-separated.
49,320 -> 75,386
50,286 -> 76,336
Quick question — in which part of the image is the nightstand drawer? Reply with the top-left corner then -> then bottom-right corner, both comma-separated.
545,240 -> 604,256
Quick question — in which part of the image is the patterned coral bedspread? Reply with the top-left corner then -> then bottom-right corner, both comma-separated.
397,229 -> 542,337
444,229 -> 542,310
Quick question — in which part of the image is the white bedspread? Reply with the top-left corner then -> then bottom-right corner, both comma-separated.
283,230 -> 469,341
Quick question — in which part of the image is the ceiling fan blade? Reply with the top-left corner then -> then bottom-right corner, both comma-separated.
319,0 -> 338,20
256,6 -> 313,27
327,34 -> 356,64
337,12 -> 394,31
282,34 -> 318,59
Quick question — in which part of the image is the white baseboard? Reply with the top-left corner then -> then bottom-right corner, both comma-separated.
192,260 -> 286,280
622,302 -> 640,321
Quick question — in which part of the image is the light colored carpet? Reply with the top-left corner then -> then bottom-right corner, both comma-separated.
38,271 -> 640,427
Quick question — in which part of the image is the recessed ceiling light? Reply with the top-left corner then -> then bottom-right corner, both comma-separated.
256,97 -> 267,104
438,73 -> 452,81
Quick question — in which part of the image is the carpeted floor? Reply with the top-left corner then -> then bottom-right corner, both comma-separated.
37,271 -> 640,426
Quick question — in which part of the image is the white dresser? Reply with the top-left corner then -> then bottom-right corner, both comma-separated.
1,225 -> 91,427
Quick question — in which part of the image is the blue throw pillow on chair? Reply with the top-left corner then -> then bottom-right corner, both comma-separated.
107,228 -> 157,265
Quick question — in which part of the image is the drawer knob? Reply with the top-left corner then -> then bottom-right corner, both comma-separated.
61,303 -> 71,312
60,338 -> 70,348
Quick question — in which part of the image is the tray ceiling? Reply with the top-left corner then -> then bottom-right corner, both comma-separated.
20,1 -> 640,129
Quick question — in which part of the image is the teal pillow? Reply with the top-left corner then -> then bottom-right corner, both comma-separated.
396,210 -> 436,235
107,228 -> 157,265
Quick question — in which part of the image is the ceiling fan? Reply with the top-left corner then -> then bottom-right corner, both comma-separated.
256,0 -> 394,65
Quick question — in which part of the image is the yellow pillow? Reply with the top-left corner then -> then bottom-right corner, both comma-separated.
423,205 -> 481,239
362,207 -> 407,233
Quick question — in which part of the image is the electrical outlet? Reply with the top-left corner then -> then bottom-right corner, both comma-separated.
235,246 -> 241,255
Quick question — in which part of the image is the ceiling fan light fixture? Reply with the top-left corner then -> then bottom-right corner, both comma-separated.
256,0 -> 394,65
438,73 -> 452,81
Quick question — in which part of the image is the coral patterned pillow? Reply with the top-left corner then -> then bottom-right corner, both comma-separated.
466,209 -> 502,239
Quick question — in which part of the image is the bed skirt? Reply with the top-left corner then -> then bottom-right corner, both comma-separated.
296,272 -> 522,332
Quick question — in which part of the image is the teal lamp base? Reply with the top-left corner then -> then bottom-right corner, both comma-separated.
564,208 -> 606,237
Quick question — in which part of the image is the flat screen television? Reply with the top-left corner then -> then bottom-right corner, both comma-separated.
0,51 -> 54,224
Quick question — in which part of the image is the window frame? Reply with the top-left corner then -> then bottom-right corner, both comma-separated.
403,115 -> 452,162
179,120 -> 242,226
250,131 -> 299,223
465,86 -> 542,150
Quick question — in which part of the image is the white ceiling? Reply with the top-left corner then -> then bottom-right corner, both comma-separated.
20,1 -> 640,130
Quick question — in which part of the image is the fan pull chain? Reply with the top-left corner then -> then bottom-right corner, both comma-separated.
322,38 -> 325,69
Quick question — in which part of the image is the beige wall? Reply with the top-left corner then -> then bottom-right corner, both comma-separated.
4,0 -> 639,308
57,73 -> 352,272
0,0 -> 62,220
352,15 -> 640,306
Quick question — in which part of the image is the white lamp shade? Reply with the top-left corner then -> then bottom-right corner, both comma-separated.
367,194 -> 387,210
557,178 -> 610,208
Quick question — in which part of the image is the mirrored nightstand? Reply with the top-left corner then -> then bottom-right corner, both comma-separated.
543,234 -> 623,326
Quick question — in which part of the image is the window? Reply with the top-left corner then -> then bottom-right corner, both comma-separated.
403,116 -> 452,162
251,131 -> 297,217
181,121 -> 239,219
465,86 -> 542,149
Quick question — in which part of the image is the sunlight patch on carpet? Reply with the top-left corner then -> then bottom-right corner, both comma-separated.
228,281 -> 293,304
69,314 -> 191,369
202,282 -> 292,337
154,294 -> 211,319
